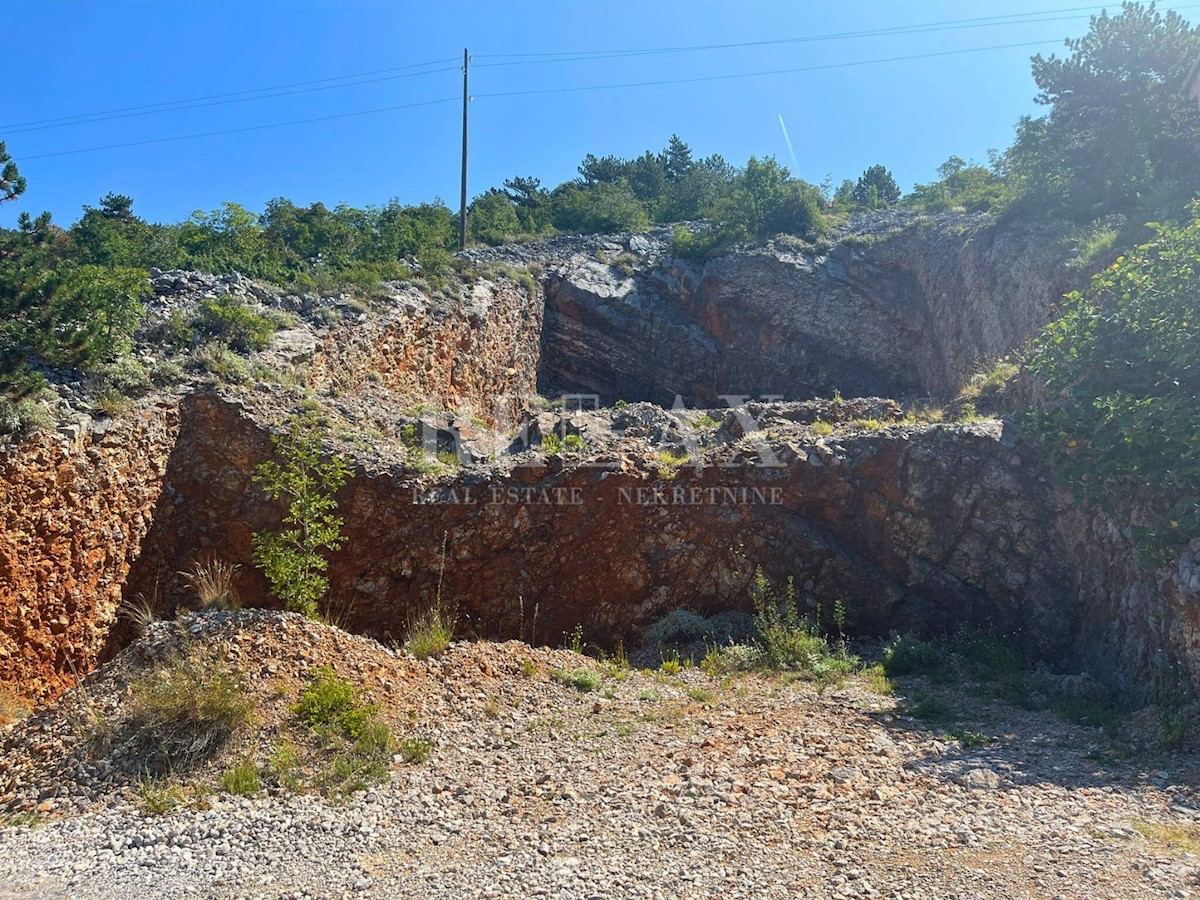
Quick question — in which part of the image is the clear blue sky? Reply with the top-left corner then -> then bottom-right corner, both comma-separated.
2,1 -> 1193,228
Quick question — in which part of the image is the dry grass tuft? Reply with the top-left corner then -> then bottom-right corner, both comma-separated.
1132,820 -> 1200,856
181,558 -> 240,611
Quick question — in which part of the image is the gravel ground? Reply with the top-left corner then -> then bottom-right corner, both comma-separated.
1,612 -> 1198,899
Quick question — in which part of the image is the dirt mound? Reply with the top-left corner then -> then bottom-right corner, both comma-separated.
0,609 -> 585,817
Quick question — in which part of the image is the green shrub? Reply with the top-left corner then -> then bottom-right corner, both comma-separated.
882,633 -> 943,676
252,410 -> 349,617
97,356 -> 152,396
645,609 -> 713,647
551,666 -> 602,693
194,295 -> 276,352
1028,209 -> 1200,564
0,396 -> 53,436
189,341 -> 249,383
293,667 -> 377,741
671,225 -> 717,265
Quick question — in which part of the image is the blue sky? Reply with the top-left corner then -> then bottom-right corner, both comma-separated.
3,1 -> 1194,227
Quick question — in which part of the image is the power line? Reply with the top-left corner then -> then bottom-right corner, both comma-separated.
0,56 -> 460,132
8,1 -> 1196,144
473,39 -> 1064,101
472,2 -> 1199,60
16,38 -> 1066,161
2,65 -> 462,137
18,97 -> 460,161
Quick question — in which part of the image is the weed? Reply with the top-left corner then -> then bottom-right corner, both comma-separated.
397,736 -> 433,764
638,689 -> 660,702
0,684 -> 31,726
482,697 -> 503,719
686,687 -> 717,704
849,418 -> 886,431
220,759 -> 261,796
519,658 -> 539,678
124,652 -> 254,775
811,420 -> 834,436
565,624 -> 585,656
655,449 -> 689,469
405,606 -> 454,659
861,663 -> 894,696
181,557 -> 240,611
963,360 -> 1020,401
660,659 -> 682,675
137,774 -> 186,815
751,571 -> 857,681
406,534 -> 454,659
552,667 -> 602,693
267,741 -> 302,791
946,728 -> 992,748
907,696 -> 953,722
0,812 -> 42,828
94,387 -> 131,417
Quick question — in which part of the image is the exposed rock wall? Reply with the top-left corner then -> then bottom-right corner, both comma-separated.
307,277 -> 543,424
0,404 -> 178,700
1056,505 -> 1200,695
126,394 -> 1077,658
536,215 -> 1076,405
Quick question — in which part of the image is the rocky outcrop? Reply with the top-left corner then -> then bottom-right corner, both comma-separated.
124,393 -> 1077,659
1056,506 -> 1200,696
306,276 -> 543,424
0,404 -> 179,701
0,215 -> 1191,704
530,214 -> 1076,405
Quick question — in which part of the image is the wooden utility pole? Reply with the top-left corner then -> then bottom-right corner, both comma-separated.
459,48 -> 469,251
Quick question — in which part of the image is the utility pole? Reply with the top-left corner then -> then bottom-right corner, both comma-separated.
459,47 -> 469,251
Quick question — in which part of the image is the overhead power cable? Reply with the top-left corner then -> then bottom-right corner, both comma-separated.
0,56 -> 460,132
18,97 -> 460,161
1,65 -> 462,137
473,39 -> 1064,101
9,1 -> 1198,144
473,2 -> 1200,60
16,38 -> 1065,161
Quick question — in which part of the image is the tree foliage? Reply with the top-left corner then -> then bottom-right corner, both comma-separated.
252,411 -> 350,618
1006,2 -> 1200,222
851,165 -> 901,209
1028,206 -> 1200,564
0,142 -> 25,205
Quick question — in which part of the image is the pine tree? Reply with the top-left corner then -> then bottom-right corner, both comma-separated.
851,165 -> 901,208
665,134 -> 694,182
0,142 -> 25,205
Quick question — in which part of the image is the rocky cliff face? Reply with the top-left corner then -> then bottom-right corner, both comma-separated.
517,214 -> 1076,405
0,211 -> 1193,703
306,275 -> 543,424
123,393 -> 1078,660
0,404 -> 178,701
